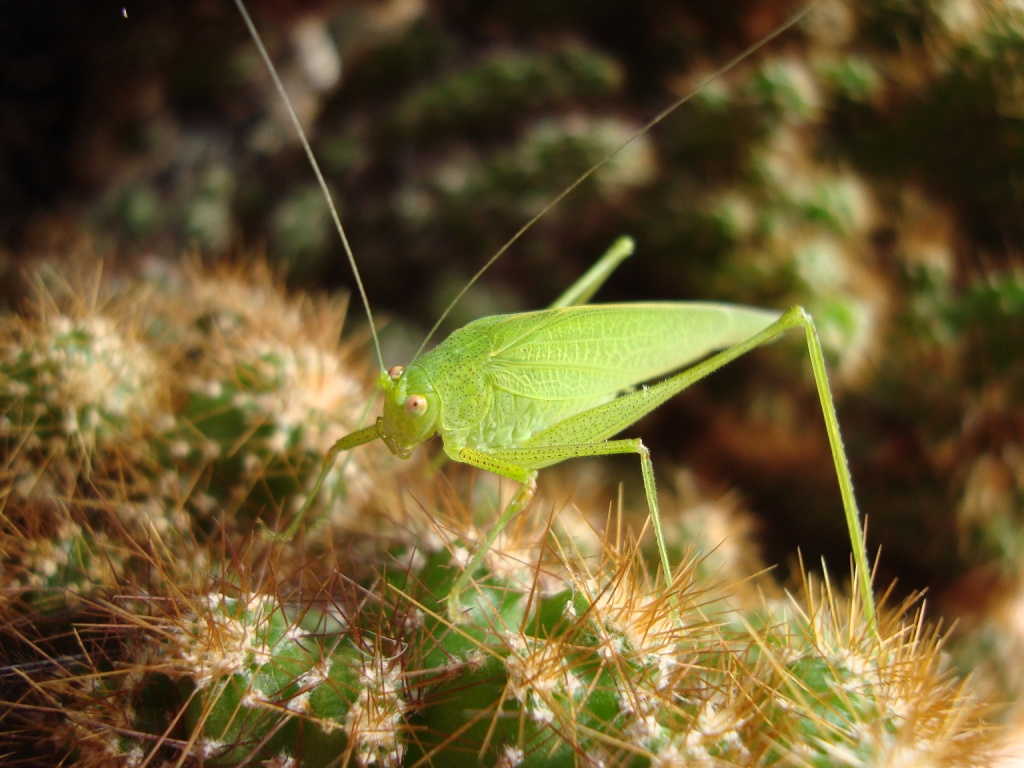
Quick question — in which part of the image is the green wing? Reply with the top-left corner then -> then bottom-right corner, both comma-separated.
472,303 -> 780,401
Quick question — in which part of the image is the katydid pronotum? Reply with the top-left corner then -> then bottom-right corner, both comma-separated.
233,0 -> 876,633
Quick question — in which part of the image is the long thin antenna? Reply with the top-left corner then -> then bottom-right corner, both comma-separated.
412,2 -> 818,362
233,0 -> 385,372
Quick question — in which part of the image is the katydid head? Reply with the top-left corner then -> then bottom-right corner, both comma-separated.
377,364 -> 439,458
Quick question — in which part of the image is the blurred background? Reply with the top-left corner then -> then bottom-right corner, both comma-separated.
3,0 -> 1024,694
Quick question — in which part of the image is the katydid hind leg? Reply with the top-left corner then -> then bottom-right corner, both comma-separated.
663,306 -> 874,633
491,305 -> 875,633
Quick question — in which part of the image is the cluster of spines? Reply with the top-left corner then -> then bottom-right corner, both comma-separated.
0,262 -> 378,613
17,513 -> 995,767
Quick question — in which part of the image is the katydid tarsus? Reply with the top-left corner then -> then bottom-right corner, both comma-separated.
234,0 -> 876,633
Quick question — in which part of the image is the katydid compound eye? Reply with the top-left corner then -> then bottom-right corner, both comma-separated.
388,365 -> 404,380
405,394 -> 428,417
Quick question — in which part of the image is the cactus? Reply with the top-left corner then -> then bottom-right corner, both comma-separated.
8,503 -> 997,767
0,260 -> 999,765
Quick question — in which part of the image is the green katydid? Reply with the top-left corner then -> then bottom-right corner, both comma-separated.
233,0 -> 875,633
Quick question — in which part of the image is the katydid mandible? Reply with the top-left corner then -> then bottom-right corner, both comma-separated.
233,0 -> 875,633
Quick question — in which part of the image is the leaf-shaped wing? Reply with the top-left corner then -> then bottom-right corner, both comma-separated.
472,303 -> 780,401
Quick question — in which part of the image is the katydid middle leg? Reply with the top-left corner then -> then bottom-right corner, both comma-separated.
447,438 -> 660,616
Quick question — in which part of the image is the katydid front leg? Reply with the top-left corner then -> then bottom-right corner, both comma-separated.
274,421 -> 382,541
286,242 -> 632,558
268,242 -> 633,541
